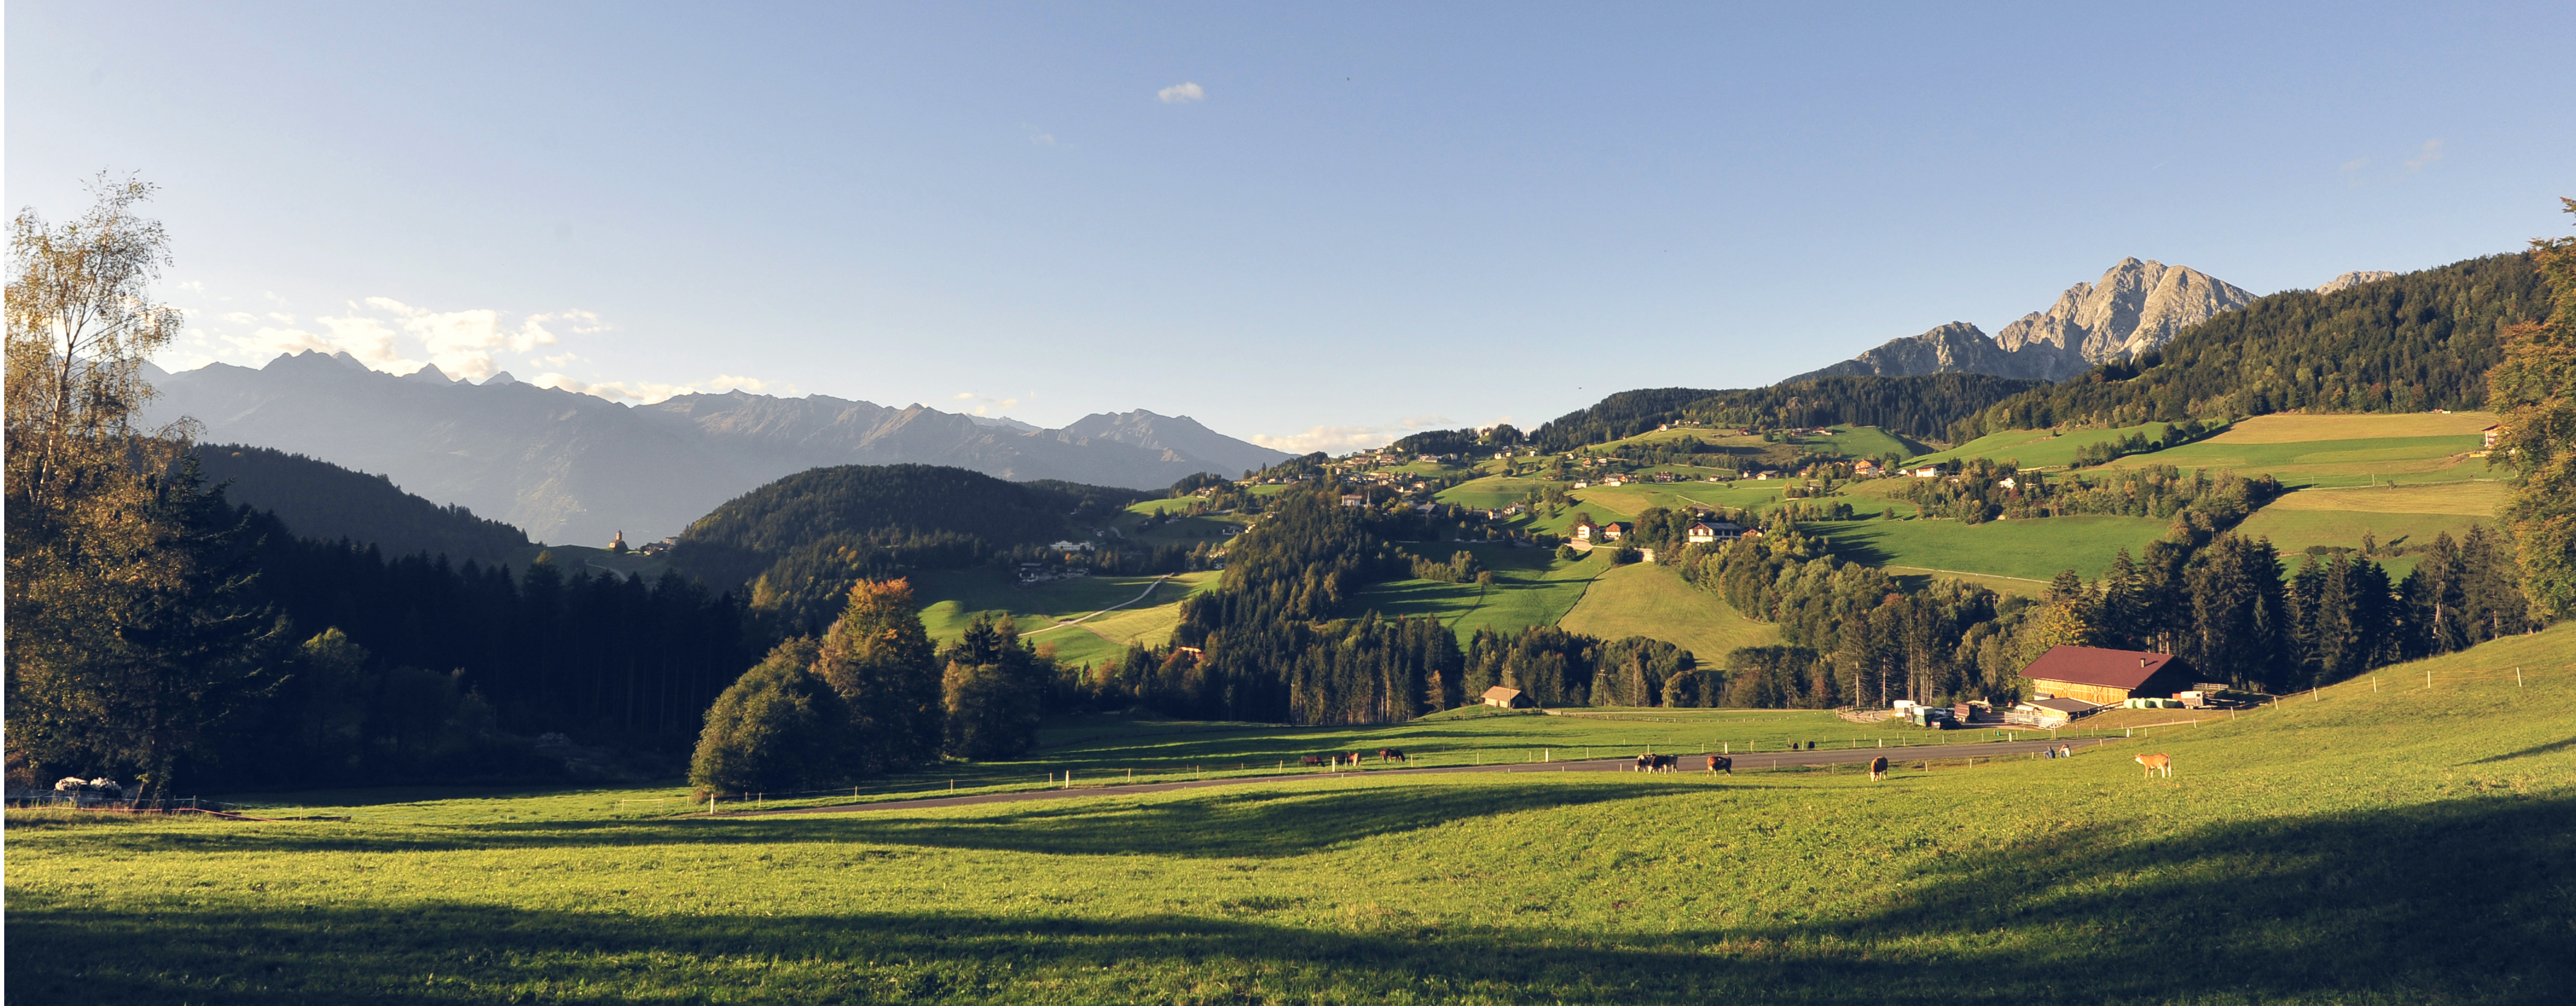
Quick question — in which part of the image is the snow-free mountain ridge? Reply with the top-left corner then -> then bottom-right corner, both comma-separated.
146,351 -> 1292,545
1795,259 -> 2257,383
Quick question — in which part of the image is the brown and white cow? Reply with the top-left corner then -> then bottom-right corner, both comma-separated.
1706,755 -> 1732,775
1868,756 -> 1890,781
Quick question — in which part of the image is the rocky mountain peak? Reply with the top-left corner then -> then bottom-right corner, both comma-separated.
2316,270 -> 2398,295
1992,259 -> 2254,370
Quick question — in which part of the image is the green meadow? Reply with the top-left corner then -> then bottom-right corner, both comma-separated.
1355,541 -> 1606,640
2098,412 -> 2493,488
1906,421 -> 2189,469
11,627 -> 2571,1004
1556,560 -> 1780,658
914,569 -> 1219,667
1811,514 -> 2174,582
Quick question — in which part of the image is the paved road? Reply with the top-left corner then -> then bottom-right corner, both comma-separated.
732,737 -> 2123,818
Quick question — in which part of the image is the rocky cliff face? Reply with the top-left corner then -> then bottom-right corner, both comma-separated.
1795,259 -> 2254,384
1794,321 -> 2056,381
2315,270 -> 2398,295
1991,258 -> 2255,376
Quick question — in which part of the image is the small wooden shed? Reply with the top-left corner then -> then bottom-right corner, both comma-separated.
1482,686 -> 1532,709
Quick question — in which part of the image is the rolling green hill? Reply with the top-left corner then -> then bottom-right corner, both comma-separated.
667,464 -> 1154,627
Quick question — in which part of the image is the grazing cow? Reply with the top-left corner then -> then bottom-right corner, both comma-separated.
1706,755 -> 1732,775
1868,756 -> 1891,781
1652,754 -> 1677,773
2135,753 -> 2173,779
1302,755 -> 1327,767
1343,752 -> 1365,767
1634,753 -> 1676,773
1377,748 -> 1406,764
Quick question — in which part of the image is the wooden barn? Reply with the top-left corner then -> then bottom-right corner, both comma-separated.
1482,686 -> 1533,709
2021,646 -> 2197,705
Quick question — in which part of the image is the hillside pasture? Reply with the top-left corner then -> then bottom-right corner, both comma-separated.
1906,421 -> 2189,469
1812,514 -> 2173,582
1789,424 -> 1923,460
915,569 -> 1207,649
1555,561 -> 1780,659
1355,541 -> 1606,640
2103,413 -> 2490,488
13,628 -> 2571,1004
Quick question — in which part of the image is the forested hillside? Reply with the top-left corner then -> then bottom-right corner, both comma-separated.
1529,374 -> 2042,450
192,445 -> 530,565
1953,252 -> 2548,438
669,464 -> 1155,629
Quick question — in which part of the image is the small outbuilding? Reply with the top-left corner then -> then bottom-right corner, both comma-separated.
1482,686 -> 1532,709
2020,646 -> 2198,705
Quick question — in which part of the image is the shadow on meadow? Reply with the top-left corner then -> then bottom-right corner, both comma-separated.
11,791 -> 2569,1004
24,779 -> 1676,860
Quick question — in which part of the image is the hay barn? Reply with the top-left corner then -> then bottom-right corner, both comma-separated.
2021,646 -> 2197,705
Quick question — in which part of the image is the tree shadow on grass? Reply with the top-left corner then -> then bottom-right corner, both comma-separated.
25,779 -> 1669,860
11,793 -> 2570,1004
2464,735 -> 2576,764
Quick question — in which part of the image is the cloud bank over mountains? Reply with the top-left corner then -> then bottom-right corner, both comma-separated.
167,291 -> 784,404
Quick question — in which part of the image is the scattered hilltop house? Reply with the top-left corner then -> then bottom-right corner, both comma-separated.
638,537 -> 675,557
1853,460 -> 1879,476
609,529 -> 627,550
1340,494 -> 1365,508
1998,477 -> 2017,489
1050,540 -> 1097,552
1603,474 -> 1627,486
1572,480 -> 1590,489
1913,466 -> 1941,478
1482,686 -> 1532,709
2484,424 -> 2502,448
1685,520 -> 1744,544
2020,646 -> 2197,705
1600,522 -> 1629,541
1572,521 -> 1598,541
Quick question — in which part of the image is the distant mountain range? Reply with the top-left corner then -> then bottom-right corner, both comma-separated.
1794,259 -> 2259,383
146,352 -> 1291,545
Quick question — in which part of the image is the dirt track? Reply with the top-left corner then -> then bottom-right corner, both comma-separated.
732,737 -> 2123,817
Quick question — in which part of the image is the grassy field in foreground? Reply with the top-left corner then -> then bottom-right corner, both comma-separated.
1812,514 -> 2174,582
11,627 -> 2572,1004
1557,560 -> 1779,658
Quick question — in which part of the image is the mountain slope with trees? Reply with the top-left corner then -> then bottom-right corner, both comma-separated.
670,464 -> 1155,630
192,444 -> 529,566
1951,252 -> 2550,439
1528,373 -> 2043,451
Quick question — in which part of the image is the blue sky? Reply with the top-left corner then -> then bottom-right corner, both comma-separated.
11,2 -> 2572,450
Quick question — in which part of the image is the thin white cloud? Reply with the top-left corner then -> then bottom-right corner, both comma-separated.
529,372 -> 787,404
2403,139 -> 2444,173
1157,82 -> 1205,104
1252,416 -> 1455,454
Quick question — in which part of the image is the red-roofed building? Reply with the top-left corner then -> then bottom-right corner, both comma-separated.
2021,646 -> 2198,705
